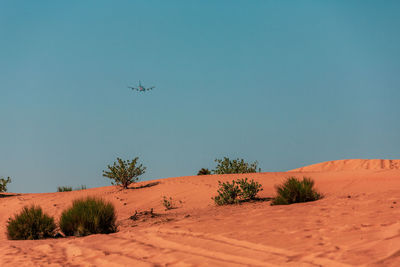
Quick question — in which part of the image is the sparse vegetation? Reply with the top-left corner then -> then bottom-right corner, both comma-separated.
7,205 -> 56,240
57,185 -> 87,192
213,157 -> 261,174
60,197 -> 117,237
213,180 -> 241,205
0,176 -> 11,192
76,185 -> 87,190
271,176 -> 322,205
213,178 -> 263,205
130,208 -> 158,221
57,186 -> 72,192
237,178 -> 263,200
162,196 -> 175,210
103,157 -> 146,189
197,168 -> 211,175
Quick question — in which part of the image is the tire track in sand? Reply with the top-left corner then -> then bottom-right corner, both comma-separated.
1,227 -> 356,266
131,227 -> 355,266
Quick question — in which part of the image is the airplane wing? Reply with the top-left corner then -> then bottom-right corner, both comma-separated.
128,86 -> 139,91
147,86 -> 155,91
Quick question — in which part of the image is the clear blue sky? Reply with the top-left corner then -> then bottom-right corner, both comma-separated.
1,1 -> 399,193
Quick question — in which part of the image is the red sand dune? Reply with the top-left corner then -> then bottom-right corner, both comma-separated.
290,159 -> 400,172
1,159 -> 400,266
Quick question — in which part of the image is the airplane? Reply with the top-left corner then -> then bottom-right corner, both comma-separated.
128,81 -> 155,92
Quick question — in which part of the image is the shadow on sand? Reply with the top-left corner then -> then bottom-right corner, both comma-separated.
239,197 -> 274,204
0,193 -> 20,198
129,181 -> 161,190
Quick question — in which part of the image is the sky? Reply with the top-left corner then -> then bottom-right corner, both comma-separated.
1,1 -> 399,193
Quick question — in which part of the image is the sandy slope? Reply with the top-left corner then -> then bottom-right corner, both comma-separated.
289,159 -> 400,172
1,159 -> 400,266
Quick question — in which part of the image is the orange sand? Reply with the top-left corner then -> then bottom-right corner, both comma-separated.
1,159 -> 400,266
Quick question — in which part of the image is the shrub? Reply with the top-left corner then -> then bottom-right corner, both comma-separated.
213,178 -> 264,205
7,205 -> 56,240
57,185 -> 87,192
237,178 -> 263,200
271,177 -> 322,205
0,176 -> 11,192
197,168 -> 211,175
60,197 -> 117,237
57,186 -> 72,192
103,157 -> 146,189
213,180 -> 241,205
213,157 -> 260,174
76,185 -> 87,190
162,196 -> 175,210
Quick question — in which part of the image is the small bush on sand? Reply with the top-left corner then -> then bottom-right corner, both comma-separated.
162,196 -> 175,210
213,180 -> 241,205
197,168 -> 211,175
213,178 -> 263,205
213,157 -> 260,174
57,186 -> 72,192
76,185 -> 87,190
0,176 -> 11,192
57,185 -> 87,192
103,157 -> 146,189
7,205 -> 56,240
271,177 -> 322,205
237,178 -> 263,200
60,197 -> 117,237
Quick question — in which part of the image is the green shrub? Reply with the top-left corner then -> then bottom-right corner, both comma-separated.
197,168 -> 211,175
213,157 -> 260,174
0,176 -> 11,192
237,178 -> 263,200
213,178 -> 264,205
271,177 -> 322,205
162,196 -> 175,210
103,157 -> 146,189
57,185 -> 87,192
76,185 -> 87,190
213,180 -> 241,205
57,186 -> 72,192
60,197 -> 117,237
7,205 -> 56,240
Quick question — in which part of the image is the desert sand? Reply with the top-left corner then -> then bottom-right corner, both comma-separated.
1,159 -> 400,266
